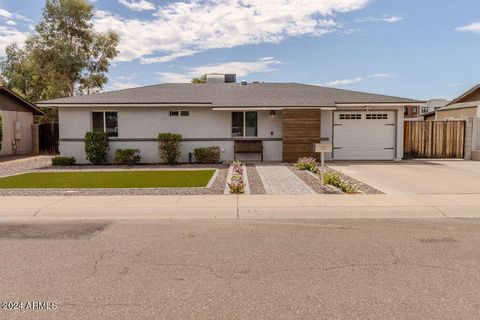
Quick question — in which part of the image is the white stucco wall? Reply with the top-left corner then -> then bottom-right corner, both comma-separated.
59,107 -> 283,163
0,110 -> 34,156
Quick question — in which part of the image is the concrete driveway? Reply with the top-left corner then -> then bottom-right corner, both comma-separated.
328,160 -> 480,195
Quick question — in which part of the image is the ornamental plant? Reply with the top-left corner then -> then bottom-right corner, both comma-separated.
323,169 -> 358,194
158,133 -> 182,164
84,132 -> 110,165
229,161 -> 245,194
193,146 -> 220,164
113,148 -> 141,165
295,157 -> 318,172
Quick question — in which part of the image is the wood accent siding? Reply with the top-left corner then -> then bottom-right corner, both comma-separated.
282,109 -> 321,162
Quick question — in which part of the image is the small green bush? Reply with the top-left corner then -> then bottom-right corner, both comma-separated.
295,157 -> 318,172
194,146 -> 221,164
84,132 -> 110,165
322,169 -> 358,194
323,169 -> 341,185
51,156 -> 76,166
113,148 -> 141,165
158,133 -> 182,164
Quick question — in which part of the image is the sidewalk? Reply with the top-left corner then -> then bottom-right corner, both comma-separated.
0,194 -> 480,220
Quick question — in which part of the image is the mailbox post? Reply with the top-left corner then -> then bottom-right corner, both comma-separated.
314,143 -> 333,185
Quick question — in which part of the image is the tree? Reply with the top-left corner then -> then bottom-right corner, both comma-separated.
192,75 -> 206,83
0,0 -> 119,121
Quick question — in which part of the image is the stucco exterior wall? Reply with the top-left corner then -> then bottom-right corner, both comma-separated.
0,110 -> 34,156
436,107 -> 477,120
59,107 -> 283,163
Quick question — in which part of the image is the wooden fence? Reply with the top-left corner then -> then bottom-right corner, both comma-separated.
404,121 -> 465,159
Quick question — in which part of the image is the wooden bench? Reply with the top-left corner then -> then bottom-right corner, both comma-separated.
234,140 -> 263,162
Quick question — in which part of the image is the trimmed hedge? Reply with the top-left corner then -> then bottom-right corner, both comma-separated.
158,133 -> 182,164
113,148 -> 141,165
51,156 -> 76,166
84,132 -> 110,165
194,146 -> 220,164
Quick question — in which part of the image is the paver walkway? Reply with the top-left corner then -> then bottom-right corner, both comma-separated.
255,164 -> 315,194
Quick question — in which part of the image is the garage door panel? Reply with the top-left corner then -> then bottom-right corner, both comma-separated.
333,111 -> 396,160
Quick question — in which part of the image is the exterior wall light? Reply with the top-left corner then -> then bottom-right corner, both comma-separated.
270,110 -> 276,118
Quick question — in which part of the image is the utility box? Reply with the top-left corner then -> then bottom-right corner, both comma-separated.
13,121 -> 21,140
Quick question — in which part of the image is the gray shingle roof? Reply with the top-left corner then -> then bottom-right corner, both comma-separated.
38,83 -> 421,107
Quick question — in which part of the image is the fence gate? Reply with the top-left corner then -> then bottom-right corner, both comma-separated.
404,121 -> 465,159
39,122 -> 59,154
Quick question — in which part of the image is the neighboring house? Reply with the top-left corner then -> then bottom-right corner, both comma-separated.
404,105 -> 420,118
421,99 -> 450,115
429,84 -> 480,160
37,76 -> 422,163
0,87 -> 45,156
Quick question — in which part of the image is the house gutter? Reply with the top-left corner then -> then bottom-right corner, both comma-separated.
335,102 -> 425,107
36,103 -> 213,108
211,107 -> 337,111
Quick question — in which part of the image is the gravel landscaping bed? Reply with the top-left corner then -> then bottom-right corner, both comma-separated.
327,167 -> 383,194
0,167 -> 229,196
246,164 -> 266,194
286,165 -> 338,194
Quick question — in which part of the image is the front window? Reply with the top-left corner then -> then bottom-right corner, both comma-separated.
92,111 -> 118,137
232,111 -> 258,137
421,107 -> 429,113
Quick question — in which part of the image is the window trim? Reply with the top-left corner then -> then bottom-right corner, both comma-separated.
91,110 -> 118,137
232,111 -> 258,138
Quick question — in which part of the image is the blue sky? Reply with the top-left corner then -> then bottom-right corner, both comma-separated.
0,0 -> 479,100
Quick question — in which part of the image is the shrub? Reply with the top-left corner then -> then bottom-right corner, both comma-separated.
84,132 -> 110,165
322,169 -> 358,194
323,169 -> 341,185
158,133 -> 182,164
194,146 -> 221,164
51,156 -> 76,166
295,157 -> 318,172
228,161 -> 245,194
113,148 -> 141,165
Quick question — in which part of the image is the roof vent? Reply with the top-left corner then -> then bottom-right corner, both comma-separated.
241,80 -> 248,86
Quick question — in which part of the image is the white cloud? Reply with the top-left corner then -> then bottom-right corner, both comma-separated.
0,25 -> 29,55
141,50 -> 199,64
157,57 -> 281,83
455,22 -> 480,33
118,0 -> 156,11
94,0 -> 370,63
5,20 -> 16,26
357,15 -> 403,23
325,77 -> 364,86
324,73 -> 393,87
108,81 -> 143,91
0,8 -> 12,19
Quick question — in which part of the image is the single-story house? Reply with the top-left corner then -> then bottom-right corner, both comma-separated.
0,87 -> 45,156
37,78 -> 423,163
426,84 -> 480,160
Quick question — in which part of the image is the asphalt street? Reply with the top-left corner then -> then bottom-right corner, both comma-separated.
1,219 -> 480,319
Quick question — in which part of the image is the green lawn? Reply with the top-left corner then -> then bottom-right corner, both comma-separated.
0,170 -> 215,189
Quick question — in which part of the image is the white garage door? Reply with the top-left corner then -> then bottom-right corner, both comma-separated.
333,111 -> 396,160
